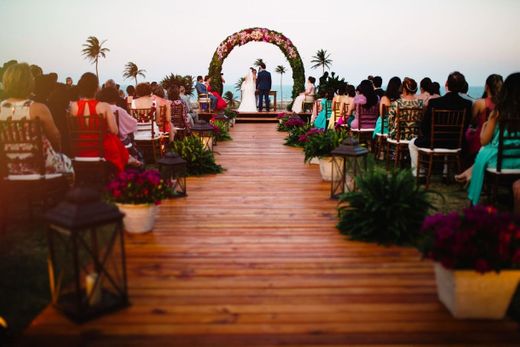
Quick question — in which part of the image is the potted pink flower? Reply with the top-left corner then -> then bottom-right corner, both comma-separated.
419,205 -> 520,319
107,169 -> 172,233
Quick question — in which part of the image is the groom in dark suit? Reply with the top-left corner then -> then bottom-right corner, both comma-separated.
256,63 -> 272,112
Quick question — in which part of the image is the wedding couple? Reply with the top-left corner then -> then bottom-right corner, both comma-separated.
237,63 -> 272,112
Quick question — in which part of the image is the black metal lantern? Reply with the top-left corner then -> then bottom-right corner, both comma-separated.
330,138 -> 369,199
44,188 -> 129,323
157,151 -> 187,197
191,121 -> 215,151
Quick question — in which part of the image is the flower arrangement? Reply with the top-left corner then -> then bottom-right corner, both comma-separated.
277,115 -> 305,132
208,27 -> 305,98
106,169 -> 172,205
297,127 -> 324,144
284,124 -> 312,147
419,205 -> 520,273
303,129 -> 350,163
276,112 -> 288,120
210,119 -> 232,141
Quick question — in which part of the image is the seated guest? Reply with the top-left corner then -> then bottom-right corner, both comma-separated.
387,77 -> 424,140
465,74 -> 503,157
408,71 -> 472,176
131,83 -> 154,109
515,180 -> 520,216
195,75 -> 217,110
126,85 -> 135,106
417,77 -> 432,106
455,73 -> 520,205
168,85 -> 192,130
65,77 -> 73,88
345,79 -> 380,129
429,82 -> 441,100
152,85 -> 175,139
372,76 -> 385,99
459,80 -> 475,103
69,72 -> 129,172
96,87 -> 143,163
104,79 -> 128,111
204,76 -> 227,111
0,63 -> 73,175
373,76 -> 401,138
313,88 -> 334,129
179,85 -> 197,125
292,76 -> 316,114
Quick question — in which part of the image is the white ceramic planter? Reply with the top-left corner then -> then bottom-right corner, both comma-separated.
319,156 -> 342,182
434,263 -> 520,319
116,203 -> 158,234
309,157 -> 320,165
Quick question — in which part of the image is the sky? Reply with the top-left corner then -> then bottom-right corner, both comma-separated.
1,0 -> 519,89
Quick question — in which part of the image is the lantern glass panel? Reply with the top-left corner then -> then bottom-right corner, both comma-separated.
344,156 -> 367,193
47,221 -> 128,322
330,156 -> 345,199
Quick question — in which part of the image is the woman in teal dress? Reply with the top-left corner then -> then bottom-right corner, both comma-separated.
313,89 -> 333,129
457,73 -> 520,205
373,76 -> 401,139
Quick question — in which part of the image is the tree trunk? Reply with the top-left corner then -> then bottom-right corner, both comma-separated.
134,77 -> 137,86
95,59 -> 99,79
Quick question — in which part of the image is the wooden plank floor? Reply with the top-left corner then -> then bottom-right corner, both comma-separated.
22,124 -> 520,346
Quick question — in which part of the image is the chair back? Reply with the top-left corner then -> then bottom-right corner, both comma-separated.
429,109 -> 466,149
497,117 -> 520,172
171,101 -> 188,130
356,103 -> 379,130
331,101 -> 341,124
379,104 -> 389,135
67,114 -> 106,158
0,118 -> 46,176
130,108 -> 158,140
391,107 -> 424,141
156,105 -> 169,133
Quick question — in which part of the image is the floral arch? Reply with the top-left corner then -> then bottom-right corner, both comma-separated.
208,27 -> 305,100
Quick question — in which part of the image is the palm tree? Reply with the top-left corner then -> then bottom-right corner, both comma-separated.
234,77 -> 245,92
310,49 -> 333,75
253,58 -> 264,67
275,65 -> 286,109
81,36 -> 110,79
123,62 -> 146,86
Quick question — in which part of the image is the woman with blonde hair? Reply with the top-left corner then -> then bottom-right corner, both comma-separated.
0,63 -> 73,175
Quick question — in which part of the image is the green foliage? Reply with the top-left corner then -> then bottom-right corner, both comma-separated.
224,107 -> 238,119
254,58 -> 265,67
122,62 -> 146,85
303,129 -> 350,162
211,120 -> 232,141
234,77 -> 245,92
284,124 -> 311,147
223,91 -> 235,107
0,59 -> 18,81
161,73 -> 194,96
311,49 -> 333,74
337,168 -> 435,245
319,72 -> 347,96
207,27 -> 305,98
81,36 -> 109,77
171,136 -> 223,176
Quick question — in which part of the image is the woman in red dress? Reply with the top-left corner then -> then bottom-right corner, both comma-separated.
204,76 -> 227,111
69,72 -> 129,172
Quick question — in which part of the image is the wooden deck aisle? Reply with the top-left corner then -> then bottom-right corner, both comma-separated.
23,124 -> 520,346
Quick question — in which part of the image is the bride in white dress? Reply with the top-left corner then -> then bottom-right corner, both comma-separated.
237,68 -> 257,113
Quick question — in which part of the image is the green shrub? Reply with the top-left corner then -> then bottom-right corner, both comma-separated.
211,120 -> 232,141
303,129 -> 350,162
171,136 -> 223,176
337,168 -> 436,245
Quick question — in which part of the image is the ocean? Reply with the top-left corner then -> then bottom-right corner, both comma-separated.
223,84 -> 485,101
